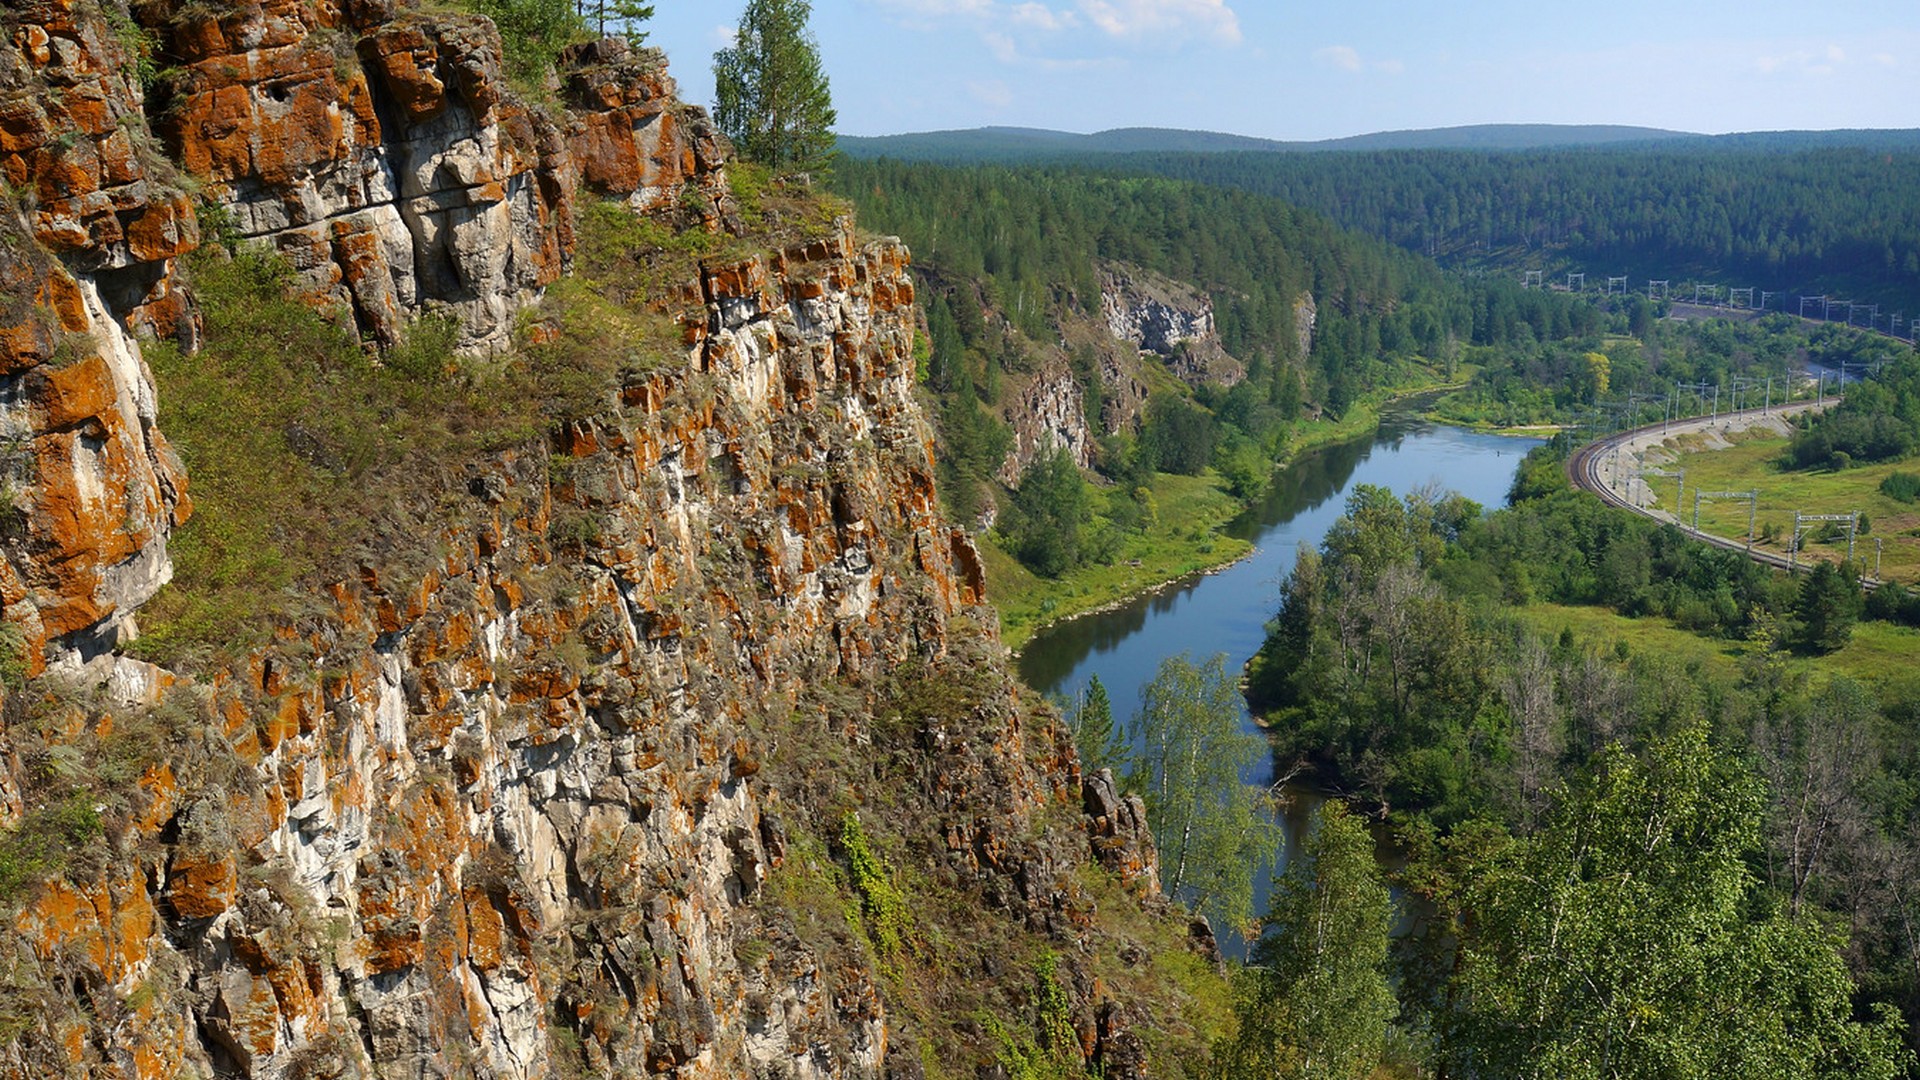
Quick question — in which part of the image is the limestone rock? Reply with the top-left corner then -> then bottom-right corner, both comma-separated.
0,213 -> 190,667
1100,263 -> 1244,387
1083,768 -> 1160,895
997,356 -> 1091,483
0,8 -> 1180,1079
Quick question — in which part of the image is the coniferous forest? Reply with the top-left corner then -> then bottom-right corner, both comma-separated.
834,126 -> 1920,1078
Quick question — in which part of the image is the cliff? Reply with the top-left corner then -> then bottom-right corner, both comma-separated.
0,3 -> 1204,1079
1099,265 -> 1242,390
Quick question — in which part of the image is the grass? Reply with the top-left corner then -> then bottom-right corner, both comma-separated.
985,470 -> 1252,651
133,248 -> 546,667
1657,429 -> 1920,585
983,367 -> 1460,651
135,187 -> 852,669
1512,601 -> 1920,698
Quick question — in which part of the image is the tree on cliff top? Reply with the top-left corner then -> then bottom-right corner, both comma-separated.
581,0 -> 653,43
713,0 -> 836,173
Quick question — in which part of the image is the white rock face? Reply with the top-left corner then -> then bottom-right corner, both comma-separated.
1099,263 -> 1244,387
999,362 -> 1092,483
1100,265 -> 1216,355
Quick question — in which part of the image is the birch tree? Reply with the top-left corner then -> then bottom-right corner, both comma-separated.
712,0 -> 836,173
1126,653 -> 1281,935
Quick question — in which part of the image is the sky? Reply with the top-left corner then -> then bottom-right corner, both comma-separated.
642,0 -> 1918,141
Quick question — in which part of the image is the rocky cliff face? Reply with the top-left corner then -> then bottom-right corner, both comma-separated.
998,356 -> 1092,482
1,0 -> 195,669
1099,265 -> 1242,389
0,4 -> 1187,1079
143,0 -> 729,351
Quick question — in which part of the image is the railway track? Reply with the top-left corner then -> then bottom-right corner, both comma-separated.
1564,402 -> 1888,590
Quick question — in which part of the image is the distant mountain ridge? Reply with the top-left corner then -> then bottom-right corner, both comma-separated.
835,123 -> 1920,162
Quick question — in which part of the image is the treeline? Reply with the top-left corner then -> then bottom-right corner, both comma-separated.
1791,351 -> 1920,469
829,158 -> 1604,574
1434,310 -> 1915,429
1082,146 -> 1920,309
1238,444 -> 1920,1072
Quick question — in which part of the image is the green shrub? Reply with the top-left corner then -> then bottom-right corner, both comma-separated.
1881,471 -> 1920,503
0,797 -> 101,904
836,813 -> 909,960
457,0 -> 585,95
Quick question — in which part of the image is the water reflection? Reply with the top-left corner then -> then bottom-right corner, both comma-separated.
1015,410 -> 1541,955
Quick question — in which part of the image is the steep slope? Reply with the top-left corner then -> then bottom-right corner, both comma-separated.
0,3 -> 1206,1078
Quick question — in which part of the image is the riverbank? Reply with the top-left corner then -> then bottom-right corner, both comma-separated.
989,379 -> 1460,652
984,470 -> 1254,652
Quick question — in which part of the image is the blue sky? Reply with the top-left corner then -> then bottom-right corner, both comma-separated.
644,1 -> 1918,140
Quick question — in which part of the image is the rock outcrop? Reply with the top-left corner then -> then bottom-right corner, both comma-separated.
0,4 -> 1190,1078
998,356 -> 1091,482
1100,263 -> 1243,388
144,0 -> 730,351
0,0 -> 200,666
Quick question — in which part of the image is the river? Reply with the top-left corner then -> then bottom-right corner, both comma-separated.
1016,409 -> 1543,954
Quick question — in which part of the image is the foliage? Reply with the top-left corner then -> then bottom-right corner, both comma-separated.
1881,470 -> 1920,503
1140,393 -> 1218,475
978,469 -> 1252,649
1792,559 -> 1862,654
1249,484 -> 1489,816
1124,653 -> 1281,935
1053,145 -> 1920,311
988,952 -> 1086,1080
836,813 -> 911,962
998,445 -> 1091,577
1063,674 -> 1125,775
1429,311 -> 1870,431
1788,352 -> 1920,470
713,0 -> 836,173
460,0 -> 584,92
1220,802 -> 1395,1080
579,0 -> 652,43
1437,725 -> 1908,1080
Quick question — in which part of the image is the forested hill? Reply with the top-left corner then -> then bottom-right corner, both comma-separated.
828,157 -> 1603,529
837,130 -> 1920,312
835,122 -> 1699,161
1036,145 -> 1920,311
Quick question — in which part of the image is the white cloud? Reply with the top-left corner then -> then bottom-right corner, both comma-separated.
1010,3 -> 1078,30
1755,44 -> 1851,77
872,0 -> 997,14
865,0 -> 1239,66
711,24 -> 736,48
1314,44 -> 1363,72
1875,52 -> 1898,67
1078,0 -> 1240,45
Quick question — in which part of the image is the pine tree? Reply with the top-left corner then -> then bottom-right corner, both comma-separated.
1793,560 -> 1861,654
579,0 -> 652,43
1067,674 -> 1124,774
713,0 -> 836,173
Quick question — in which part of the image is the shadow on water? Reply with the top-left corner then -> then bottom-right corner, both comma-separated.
1015,405 -> 1539,958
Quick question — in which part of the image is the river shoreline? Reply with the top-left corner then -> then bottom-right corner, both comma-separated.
1015,420 -> 1542,955
1002,384 -> 1457,658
